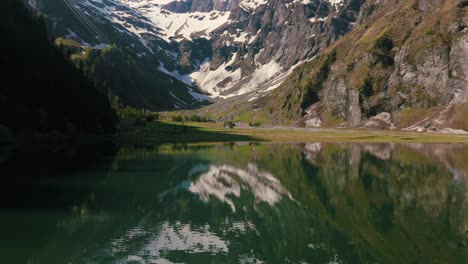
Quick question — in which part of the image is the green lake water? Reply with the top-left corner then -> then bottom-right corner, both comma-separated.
0,142 -> 467,263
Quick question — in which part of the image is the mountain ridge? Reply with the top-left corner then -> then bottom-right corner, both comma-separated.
28,0 -> 468,132
31,0 -> 367,104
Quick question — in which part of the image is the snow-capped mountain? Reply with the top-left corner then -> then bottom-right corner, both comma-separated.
32,0 -> 365,107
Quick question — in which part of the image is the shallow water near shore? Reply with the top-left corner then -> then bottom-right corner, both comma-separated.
0,142 -> 467,263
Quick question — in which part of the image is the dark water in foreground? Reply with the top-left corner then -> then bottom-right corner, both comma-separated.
0,142 -> 467,264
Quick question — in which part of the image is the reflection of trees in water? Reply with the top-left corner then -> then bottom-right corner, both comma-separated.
300,142 -> 468,263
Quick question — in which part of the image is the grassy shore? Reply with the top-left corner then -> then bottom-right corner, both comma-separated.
114,118 -> 468,144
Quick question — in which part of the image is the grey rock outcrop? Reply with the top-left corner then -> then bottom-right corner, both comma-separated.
278,0 -> 468,130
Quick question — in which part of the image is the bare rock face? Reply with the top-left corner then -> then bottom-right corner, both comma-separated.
448,33 -> 468,104
388,32 -> 467,109
325,78 -> 349,120
269,0 -> 468,131
348,89 -> 362,126
322,78 -> 361,126
416,0 -> 443,11
388,47 -> 448,108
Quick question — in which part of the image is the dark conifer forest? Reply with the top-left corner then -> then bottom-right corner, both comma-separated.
0,0 -> 117,138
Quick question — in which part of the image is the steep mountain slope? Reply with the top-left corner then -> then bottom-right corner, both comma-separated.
30,0 -> 209,110
0,0 -> 117,137
229,0 -> 467,131
30,0 -> 368,108
157,0 -> 368,98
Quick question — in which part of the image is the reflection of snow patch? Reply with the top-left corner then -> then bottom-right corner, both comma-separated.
304,143 -> 322,163
189,163 -> 294,212
145,221 -> 228,256
112,221 -> 228,263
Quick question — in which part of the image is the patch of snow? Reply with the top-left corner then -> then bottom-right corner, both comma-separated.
169,90 -> 188,106
88,0 -> 104,4
158,62 -> 193,85
188,88 -> 210,102
65,28 -> 79,39
232,31 -> 251,43
112,25 -> 126,34
190,54 -> 242,97
327,0 -> 345,7
309,17 -> 326,23
240,0 -> 269,11
294,0 -> 313,4
121,0 -> 232,42
137,37 -> 154,54
92,43 -> 110,49
305,117 -> 322,127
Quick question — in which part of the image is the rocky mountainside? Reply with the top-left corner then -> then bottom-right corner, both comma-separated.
160,0 -> 368,98
215,0 -> 467,132
30,0 -> 368,107
28,0 -> 467,132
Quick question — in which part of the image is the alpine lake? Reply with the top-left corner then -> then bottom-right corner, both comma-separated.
1,141 -> 467,263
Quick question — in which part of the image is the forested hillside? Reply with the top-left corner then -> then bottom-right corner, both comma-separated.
32,0 -> 206,110
57,42 -> 198,110
0,0 -> 117,139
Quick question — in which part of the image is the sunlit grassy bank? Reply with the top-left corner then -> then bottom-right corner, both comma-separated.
115,118 -> 468,144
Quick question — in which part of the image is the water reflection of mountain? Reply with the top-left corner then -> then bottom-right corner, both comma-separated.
3,143 -> 467,263
107,143 -> 468,263
301,142 -> 468,263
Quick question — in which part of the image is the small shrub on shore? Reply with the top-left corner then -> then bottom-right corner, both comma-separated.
224,121 -> 236,129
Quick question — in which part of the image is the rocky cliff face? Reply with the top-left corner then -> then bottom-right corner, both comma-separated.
258,0 -> 468,132
171,0 -> 368,97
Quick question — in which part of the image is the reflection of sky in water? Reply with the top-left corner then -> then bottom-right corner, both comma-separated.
189,163 -> 294,212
